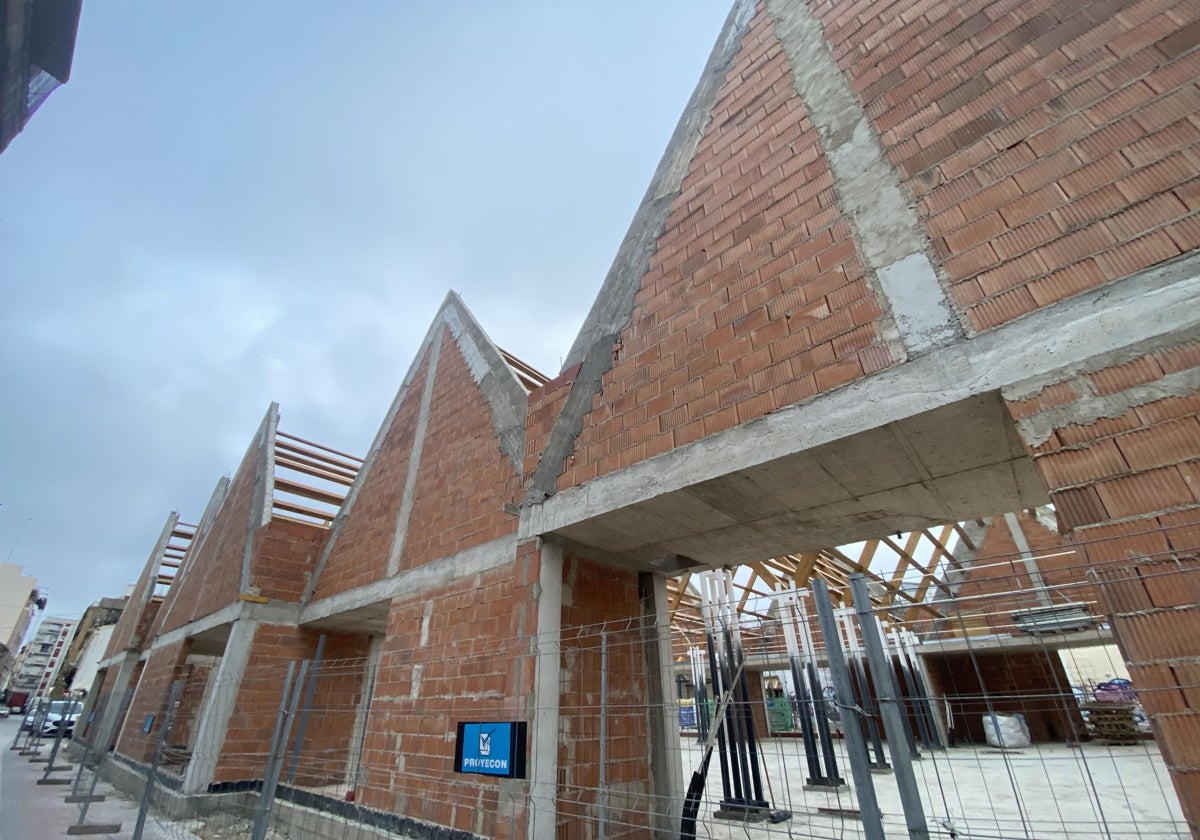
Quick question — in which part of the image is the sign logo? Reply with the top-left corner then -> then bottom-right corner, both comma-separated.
454,721 -> 527,779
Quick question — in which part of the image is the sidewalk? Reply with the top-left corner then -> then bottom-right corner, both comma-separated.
0,718 -> 185,840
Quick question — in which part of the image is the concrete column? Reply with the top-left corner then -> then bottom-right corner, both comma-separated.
92,652 -> 139,752
526,541 -> 562,840
640,571 -> 685,837
181,618 -> 258,794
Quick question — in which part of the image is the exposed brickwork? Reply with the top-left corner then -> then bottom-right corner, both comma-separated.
554,5 -> 898,491
946,511 -> 1106,634
524,365 -> 579,489
557,555 -> 653,838
214,625 -> 370,784
115,642 -> 188,763
1010,342 -> 1200,529
103,555 -> 160,658
1006,341 -> 1200,833
311,351 -> 431,600
252,518 -> 329,602
924,650 -> 1087,743
401,328 -> 521,570
811,0 -> 1200,330
355,565 -> 525,838
157,446 -> 261,634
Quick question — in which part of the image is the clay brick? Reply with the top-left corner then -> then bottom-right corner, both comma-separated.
1051,485 -> 1109,529
1057,411 -> 1145,446
1036,439 -> 1129,488
1116,418 -> 1200,472
967,286 -> 1039,330
1096,466 -> 1194,519
1096,229 -> 1183,279
1026,259 -> 1108,306
1088,355 -> 1165,396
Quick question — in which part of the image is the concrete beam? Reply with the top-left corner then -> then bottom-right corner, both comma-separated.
301,534 -> 517,630
522,256 -> 1200,566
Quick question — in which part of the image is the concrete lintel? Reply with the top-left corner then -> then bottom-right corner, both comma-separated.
522,257 -> 1200,541
301,534 -> 517,626
147,599 -> 298,654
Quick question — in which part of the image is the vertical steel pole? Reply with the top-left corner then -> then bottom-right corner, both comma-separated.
598,628 -> 608,840
796,599 -> 843,785
131,680 -> 182,840
286,634 -> 326,784
778,590 -> 824,783
850,575 -> 929,840
812,579 -> 885,840
252,660 -> 308,840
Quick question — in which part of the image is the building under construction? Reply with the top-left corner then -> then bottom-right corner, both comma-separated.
82,0 -> 1200,837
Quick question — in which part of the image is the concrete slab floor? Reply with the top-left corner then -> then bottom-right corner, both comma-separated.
0,719 -> 194,840
673,737 -> 1188,839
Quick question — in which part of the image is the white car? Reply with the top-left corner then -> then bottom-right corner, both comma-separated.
23,699 -> 82,737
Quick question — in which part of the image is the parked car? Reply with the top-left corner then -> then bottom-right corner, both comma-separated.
22,699 -> 82,737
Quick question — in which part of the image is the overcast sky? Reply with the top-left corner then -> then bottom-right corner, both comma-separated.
0,2 -> 732,632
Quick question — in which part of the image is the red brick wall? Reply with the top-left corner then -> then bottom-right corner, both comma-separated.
214,625 -> 371,784
354,565 -> 524,837
310,352 -> 429,600
557,555 -> 657,838
115,642 -> 188,764
104,550 -> 160,658
811,0 -> 1200,330
252,518 -> 329,602
400,328 -> 521,570
946,512 -> 1105,635
1005,338 -> 1200,832
925,650 -> 1087,743
1007,340 -> 1200,529
158,444 -> 262,634
554,6 -> 897,492
524,365 -> 578,489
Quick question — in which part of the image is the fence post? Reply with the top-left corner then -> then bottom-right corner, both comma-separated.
812,578 -> 886,840
37,700 -> 74,783
252,659 -> 308,840
848,575 -> 929,840
128,680 -> 183,840
286,634 -> 326,784
66,692 -> 112,804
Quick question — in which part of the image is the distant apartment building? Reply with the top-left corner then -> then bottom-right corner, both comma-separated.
0,0 -> 84,153
9,616 -> 76,706
0,563 -> 43,697
57,595 -> 126,696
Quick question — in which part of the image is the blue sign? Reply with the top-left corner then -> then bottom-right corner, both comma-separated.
454,721 -> 526,779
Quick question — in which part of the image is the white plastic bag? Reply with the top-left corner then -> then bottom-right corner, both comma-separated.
983,712 -> 1030,748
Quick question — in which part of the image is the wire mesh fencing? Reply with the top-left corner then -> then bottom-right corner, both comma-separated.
54,518 -> 1197,840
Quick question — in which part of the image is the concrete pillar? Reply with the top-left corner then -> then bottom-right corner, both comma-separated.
92,652 -> 139,752
640,572 -> 685,837
181,618 -> 258,794
526,540 -> 562,840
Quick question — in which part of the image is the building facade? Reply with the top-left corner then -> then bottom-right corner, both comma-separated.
0,562 -> 41,697
87,0 -> 1200,836
10,616 -> 76,707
